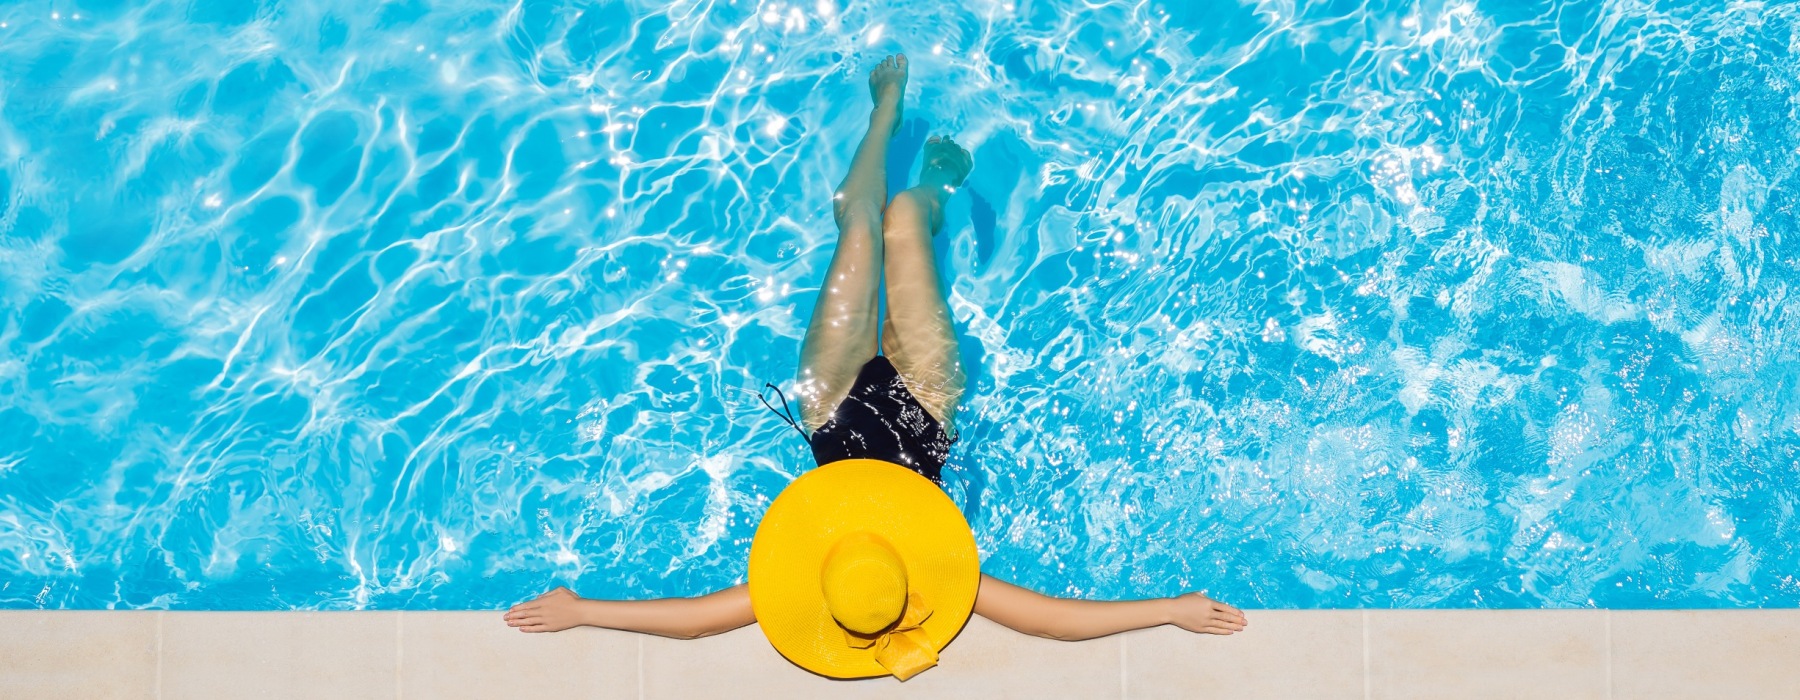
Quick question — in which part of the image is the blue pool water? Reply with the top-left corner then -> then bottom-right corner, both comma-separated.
3,0 -> 1798,610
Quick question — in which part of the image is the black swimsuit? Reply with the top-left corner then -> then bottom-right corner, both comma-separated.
762,356 -> 957,483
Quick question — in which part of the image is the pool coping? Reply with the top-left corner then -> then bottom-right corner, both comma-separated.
3,609 -> 1797,698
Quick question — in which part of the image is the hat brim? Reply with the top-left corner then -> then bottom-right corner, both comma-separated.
748,459 -> 979,679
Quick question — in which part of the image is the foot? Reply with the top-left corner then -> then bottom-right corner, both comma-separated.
868,54 -> 908,134
919,134 -> 973,189
503,586 -> 587,633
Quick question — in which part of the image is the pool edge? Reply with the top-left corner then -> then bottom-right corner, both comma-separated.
2,609 -> 1797,698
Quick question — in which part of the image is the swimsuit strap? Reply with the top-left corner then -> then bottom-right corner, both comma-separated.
758,382 -> 812,445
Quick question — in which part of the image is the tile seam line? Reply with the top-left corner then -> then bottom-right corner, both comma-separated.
638,632 -> 645,700
1605,609 -> 1612,700
396,612 -> 404,700
1120,631 -> 1128,699
1362,609 -> 1371,700
156,610 -> 164,700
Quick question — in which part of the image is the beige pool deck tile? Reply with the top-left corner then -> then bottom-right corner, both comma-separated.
641,615 -> 1124,699
161,611 -> 397,700
1125,610 -> 1362,699
400,611 -> 638,699
1368,610 -> 1608,700
0,610 -> 159,700
21,608 -> 1800,697
1613,610 -> 1800,699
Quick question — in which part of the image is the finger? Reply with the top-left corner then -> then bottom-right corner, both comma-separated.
523,624 -> 549,633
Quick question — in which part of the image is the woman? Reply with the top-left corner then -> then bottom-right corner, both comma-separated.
503,54 -> 1247,680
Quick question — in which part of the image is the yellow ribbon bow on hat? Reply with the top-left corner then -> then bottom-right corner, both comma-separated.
843,590 -> 937,681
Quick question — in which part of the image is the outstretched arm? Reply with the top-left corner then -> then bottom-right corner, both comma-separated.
972,574 -> 1247,641
503,585 -> 755,639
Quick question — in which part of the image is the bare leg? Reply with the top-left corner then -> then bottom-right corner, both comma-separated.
880,135 -> 974,429
796,54 -> 908,430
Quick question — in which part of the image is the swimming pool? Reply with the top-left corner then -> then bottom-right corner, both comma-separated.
2,0 -> 1796,610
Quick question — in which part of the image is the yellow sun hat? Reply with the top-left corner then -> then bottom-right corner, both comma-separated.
747,459 -> 979,681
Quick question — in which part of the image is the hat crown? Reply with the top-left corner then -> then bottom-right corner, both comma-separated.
819,532 -> 908,635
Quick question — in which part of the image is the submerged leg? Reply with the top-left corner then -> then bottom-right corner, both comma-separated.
880,135 -> 974,429
796,54 -> 908,430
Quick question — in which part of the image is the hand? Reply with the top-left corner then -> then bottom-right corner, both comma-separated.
503,586 -> 586,633
1167,591 -> 1247,635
